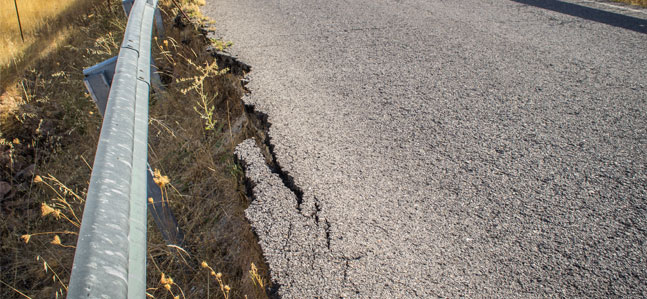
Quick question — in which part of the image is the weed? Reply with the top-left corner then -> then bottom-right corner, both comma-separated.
614,0 -> 647,7
209,38 -> 234,51
36,255 -> 68,297
159,272 -> 186,299
179,58 -> 228,132
249,263 -> 266,290
202,261 -> 232,299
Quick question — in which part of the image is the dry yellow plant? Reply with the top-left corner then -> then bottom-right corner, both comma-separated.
614,0 -> 647,6
201,261 -> 231,299
249,262 -> 266,290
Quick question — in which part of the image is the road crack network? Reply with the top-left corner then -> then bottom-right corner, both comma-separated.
231,60 -> 357,296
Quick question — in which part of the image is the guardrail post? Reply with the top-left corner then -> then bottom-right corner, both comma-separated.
154,8 -> 165,38
146,168 -> 184,244
150,62 -> 165,93
83,56 -> 118,115
122,0 -> 134,16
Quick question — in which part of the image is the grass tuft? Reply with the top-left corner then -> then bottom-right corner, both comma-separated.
614,0 -> 647,7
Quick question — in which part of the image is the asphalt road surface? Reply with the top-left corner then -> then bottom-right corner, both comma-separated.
203,0 -> 647,297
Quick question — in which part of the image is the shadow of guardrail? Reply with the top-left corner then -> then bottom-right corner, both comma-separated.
511,0 -> 647,34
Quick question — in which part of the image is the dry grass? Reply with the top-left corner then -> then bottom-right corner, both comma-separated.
614,0 -> 647,7
142,3 -> 270,297
1,0 -> 270,298
1,0 -> 79,40
0,0 -> 106,88
1,2 -> 121,296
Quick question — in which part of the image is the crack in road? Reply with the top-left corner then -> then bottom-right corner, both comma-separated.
213,0 -> 647,297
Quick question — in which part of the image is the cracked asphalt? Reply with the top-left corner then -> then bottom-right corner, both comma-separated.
204,0 -> 647,297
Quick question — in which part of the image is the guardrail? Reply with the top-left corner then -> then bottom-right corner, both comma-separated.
67,0 -> 179,297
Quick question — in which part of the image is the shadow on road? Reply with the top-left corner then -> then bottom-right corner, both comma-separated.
511,0 -> 647,34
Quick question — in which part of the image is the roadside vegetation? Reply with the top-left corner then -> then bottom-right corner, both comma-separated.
615,0 -> 647,7
0,0 -> 91,86
1,0 -> 270,298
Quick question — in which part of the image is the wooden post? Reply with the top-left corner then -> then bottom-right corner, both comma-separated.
13,0 -> 24,42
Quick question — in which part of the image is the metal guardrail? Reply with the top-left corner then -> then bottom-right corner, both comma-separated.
68,0 -> 166,297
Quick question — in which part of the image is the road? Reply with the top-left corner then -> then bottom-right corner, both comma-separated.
203,0 -> 647,297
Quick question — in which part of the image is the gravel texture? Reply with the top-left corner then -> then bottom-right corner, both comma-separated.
215,0 -> 647,297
